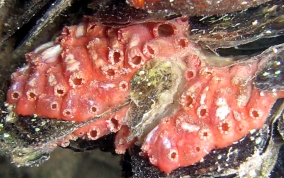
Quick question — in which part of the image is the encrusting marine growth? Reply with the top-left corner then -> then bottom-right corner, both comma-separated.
6,16 -> 284,173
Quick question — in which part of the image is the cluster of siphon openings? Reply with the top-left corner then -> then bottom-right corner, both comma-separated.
157,24 -> 175,37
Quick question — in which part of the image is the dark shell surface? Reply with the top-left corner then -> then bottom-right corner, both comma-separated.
1,0 -> 284,177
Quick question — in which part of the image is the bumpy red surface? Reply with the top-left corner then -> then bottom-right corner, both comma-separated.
139,64 -> 283,172
6,17 -> 284,173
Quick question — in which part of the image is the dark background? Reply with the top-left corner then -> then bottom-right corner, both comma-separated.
0,149 -> 121,178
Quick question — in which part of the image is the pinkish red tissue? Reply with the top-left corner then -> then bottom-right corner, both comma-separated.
6,17 -> 284,173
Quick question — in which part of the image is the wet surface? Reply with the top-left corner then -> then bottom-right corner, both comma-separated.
1,0 -> 284,177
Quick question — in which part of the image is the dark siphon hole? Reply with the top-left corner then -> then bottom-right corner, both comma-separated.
147,45 -> 155,54
107,69 -> 115,76
251,110 -> 259,118
184,95 -> 193,107
222,122 -> 229,132
90,130 -> 97,138
178,39 -> 188,48
186,70 -> 194,80
64,110 -> 71,116
157,24 -> 175,37
113,51 -> 120,63
28,92 -> 36,99
120,82 -> 127,89
72,78 -> 83,85
12,92 -> 20,99
170,152 -> 177,159
51,103 -> 57,110
131,56 -> 142,65
111,117 -> 119,129
196,147 -> 201,152
56,89 -> 64,95
199,108 -> 207,117
91,106 -> 97,113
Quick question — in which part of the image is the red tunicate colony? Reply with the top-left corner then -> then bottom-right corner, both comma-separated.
6,17 -> 284,173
